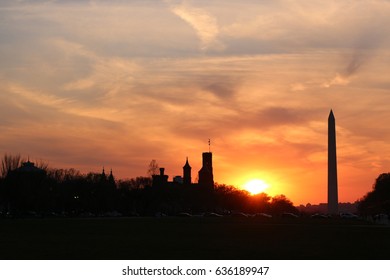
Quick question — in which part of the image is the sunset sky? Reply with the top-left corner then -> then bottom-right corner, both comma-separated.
1,0 -> 390,205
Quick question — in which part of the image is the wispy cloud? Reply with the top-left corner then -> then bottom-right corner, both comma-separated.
321,74 -> 351,88
9,84 -> 72,109
168,0 -> 224,51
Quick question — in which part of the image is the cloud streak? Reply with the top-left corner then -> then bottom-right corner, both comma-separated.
169,1 -> 224,51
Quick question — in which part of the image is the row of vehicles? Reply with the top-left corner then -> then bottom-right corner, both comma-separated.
1,210 -> 373,221
175,211 -> 363,219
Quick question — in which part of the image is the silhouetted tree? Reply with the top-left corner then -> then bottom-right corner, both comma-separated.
34,159 -> 49,172
1,154 -> 24,178
214,184 -> 250,213
248,192 -> 272,213
269,195 -> 298,215
358,173 -> 390,215
147,160 -> 159,177
0,177 -> 5,213
118,177 -> 151,190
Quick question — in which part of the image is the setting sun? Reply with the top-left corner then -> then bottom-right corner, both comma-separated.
243,179 -> 270,195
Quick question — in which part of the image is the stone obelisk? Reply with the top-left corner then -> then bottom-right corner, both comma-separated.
328,110 -> 338,215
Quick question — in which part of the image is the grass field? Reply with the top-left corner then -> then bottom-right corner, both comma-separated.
1,217 -> 389,260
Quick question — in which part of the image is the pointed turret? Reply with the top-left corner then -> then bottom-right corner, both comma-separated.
101,167 -> 107,181
183,157 -> 191,169
108,168 -> 114,181
108,168 -> 116,188
183,157 -> 192,186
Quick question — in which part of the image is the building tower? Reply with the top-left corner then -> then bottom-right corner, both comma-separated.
198,152 -> 214,190
101,167 -> 107,181
152,168 -> 169,188
328,110 -> 339,215
108,169 -> 116,188
183,157 -> 192,186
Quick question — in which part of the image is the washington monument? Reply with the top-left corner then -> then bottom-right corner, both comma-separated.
328,110 -> 338,214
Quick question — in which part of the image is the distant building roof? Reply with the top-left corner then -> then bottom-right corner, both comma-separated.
15,161 -> 46,173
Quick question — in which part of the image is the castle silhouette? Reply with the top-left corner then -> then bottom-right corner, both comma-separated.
152,151 -> 214,190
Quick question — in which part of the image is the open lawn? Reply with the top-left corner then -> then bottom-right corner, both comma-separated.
0,217 -> 389,260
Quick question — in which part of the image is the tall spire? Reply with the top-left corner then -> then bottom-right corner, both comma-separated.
184,157 -> 191,167
183,157 -> 192,186
108,168 -> 115,186
328,109 -> 338,214
101,166 -> 107,181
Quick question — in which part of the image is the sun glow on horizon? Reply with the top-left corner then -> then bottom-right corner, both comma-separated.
243,179 -> 270,195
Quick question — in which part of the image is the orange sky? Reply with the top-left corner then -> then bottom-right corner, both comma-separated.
1,1 -> 390,205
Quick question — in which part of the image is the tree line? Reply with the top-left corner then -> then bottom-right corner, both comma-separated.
357,172 -> 390,215
0,154 -> 298,217
4,153 -> 389,218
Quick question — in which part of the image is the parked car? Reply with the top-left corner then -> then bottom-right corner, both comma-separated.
203,212 -> 223,218
340,212 -> 359,219
177,212 -> 192,217
253,213 -> 272,219
230,212 -> 249,218
311,213 -> 329,219
281,212 -> 299,218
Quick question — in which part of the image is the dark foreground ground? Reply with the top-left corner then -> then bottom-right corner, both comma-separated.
1,217 -> 389,259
